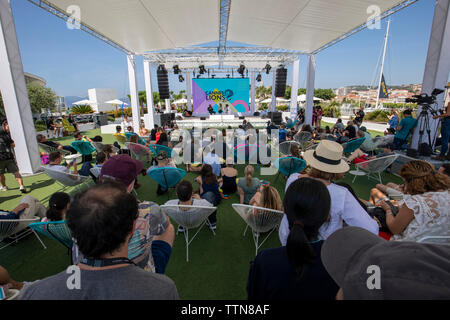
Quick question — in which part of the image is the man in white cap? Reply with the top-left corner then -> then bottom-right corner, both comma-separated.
279,140 -> 379,245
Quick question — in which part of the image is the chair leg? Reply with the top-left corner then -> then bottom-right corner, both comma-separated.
243,224 -> 249,236
184,228 -> 189,262
32,229 -> 47,249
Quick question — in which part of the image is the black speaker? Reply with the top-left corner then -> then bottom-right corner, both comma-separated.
268,111 -> 282,125
253,112 -> 260,116
275,67 -> 287,97
239,116 -> 245,120
200,117 -> 206,120
157,65 -> 170,99
170,113 -> 175,120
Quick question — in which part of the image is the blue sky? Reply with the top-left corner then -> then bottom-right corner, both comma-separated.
10,0 -> 438,98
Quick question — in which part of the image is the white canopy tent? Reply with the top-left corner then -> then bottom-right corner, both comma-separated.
72,99 -> 94,105
105,99 -> 128,106
172,98 -> 192,105
1,0 -> 449,174
297,94 -> 323,102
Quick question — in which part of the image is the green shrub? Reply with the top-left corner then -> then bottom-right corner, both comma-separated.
276,105 -> 289,111
34,120 -> 46,131
366,110 -> 389,122
71,105 -> 94,114
323,106 -> 341,117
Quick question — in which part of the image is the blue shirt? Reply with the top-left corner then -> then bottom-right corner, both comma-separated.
279,129 -> 287,141
388,115 -> 399,129
395,116 -> 417,141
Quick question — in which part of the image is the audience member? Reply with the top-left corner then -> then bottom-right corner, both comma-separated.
90,151 -> 108,179
388,109 -> 399,130
279,140 -> 379,245
247,178 -> 339,300
20,182 -> 179,300
237,165 -> 260,205
97,154 -> 174,274
376,160 -> 450,241
164,180 -> 214,233
195,164 -> 221,230
321,227 -> 450,299
249,185 -> 282,211
438,163 -> 450,177
43,192 -> 71,222
1,196 -> 46,227
48,151 -> 79,179
219,158 -> 238,195
36,134 -> 77,154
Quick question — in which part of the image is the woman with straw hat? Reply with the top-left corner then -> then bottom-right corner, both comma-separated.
278,140 -> 379,245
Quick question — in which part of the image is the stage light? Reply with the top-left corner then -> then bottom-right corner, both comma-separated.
264,63 -> 271,74
256,74 -> 262,82
199,65 -> 206,74
237,64 -> 245,76
178,74 -> 184,82
173,65 -> 180,74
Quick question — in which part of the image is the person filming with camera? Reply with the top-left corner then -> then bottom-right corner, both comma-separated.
432,91 -> 450,161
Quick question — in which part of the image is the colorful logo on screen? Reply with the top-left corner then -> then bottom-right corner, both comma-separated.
192,79 -> 250,114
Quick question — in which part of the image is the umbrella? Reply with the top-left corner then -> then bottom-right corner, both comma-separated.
105,99 -> 128,119
297,94 -> 323,102
260,97 -> 290,103
72,99 -> 94,105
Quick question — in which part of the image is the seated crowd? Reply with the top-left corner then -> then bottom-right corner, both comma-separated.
1,116 -> 449,300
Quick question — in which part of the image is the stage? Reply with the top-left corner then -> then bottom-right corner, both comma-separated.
175,114 -> 288,129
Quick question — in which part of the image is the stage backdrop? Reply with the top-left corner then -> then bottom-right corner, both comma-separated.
193,78 -> 250,115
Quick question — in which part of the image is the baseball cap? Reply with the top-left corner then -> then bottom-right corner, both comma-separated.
99,154 -> 143,186
321,227 -> 450,300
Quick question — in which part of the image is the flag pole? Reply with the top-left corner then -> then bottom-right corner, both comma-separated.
375,19 -> 391,109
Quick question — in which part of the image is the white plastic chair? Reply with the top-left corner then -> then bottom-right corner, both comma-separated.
91,141 -> 119,154
232,204 -> 284,256
5,289 -> 20,300
278,141 -> 301,156
417,236 -> 450,244
0,217 -> 46,250
349,154 -> 398,184
41,166 -> 92,192
125,142 -> 151,163
38,143 -> 71,156
160,204 -> 217,262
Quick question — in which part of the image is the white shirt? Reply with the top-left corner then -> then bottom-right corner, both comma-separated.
391,190 -> 450,242
203,153 -> 221,177
279,173 -> 379,245
48,164 -> 70,174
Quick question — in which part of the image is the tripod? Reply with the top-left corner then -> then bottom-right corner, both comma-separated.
415,104 -> 441,154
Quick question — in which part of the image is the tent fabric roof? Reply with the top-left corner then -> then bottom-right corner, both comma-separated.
39,0 -> 412,55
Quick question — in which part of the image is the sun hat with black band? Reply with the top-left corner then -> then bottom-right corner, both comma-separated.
303,140 -> 349,173
321,227 -> 450,300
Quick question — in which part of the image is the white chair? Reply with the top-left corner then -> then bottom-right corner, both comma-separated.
41,166 -> 92,192
349,154 -> 398,184
278,141 -> 301,156
0,217 -> 46,250
91,141 -> 119,154
160,204 -> 217,262
232,204 -> 284,256
5,289 -> 21,300
293,131 -> 312,148
417,236 -> 450,244
125,142 -> 151,163
38,143 -> 71,157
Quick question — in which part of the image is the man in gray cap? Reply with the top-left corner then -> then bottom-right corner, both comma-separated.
321,227 -> 450,299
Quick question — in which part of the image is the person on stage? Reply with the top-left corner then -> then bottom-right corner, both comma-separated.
218,104 -> 223,114
208,105 -> 216,115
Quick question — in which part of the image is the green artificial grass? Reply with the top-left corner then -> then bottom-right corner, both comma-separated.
0,128 -> 402,299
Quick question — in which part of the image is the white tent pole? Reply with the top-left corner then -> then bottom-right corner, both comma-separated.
290,58 -> 300,119
127,54 -> 140,133
375,19 -> 391,109
271,71 -> 276,112
186,72 -> 192,112
0,0 -> 41,174
411,0 -> 450,150
305,54 -> 316,126
250,70 -> 256,115
143,60 -> 155,130
165,99 -> 170,113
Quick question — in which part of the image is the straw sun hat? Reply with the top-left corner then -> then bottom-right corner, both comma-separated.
303,140 -> 349,173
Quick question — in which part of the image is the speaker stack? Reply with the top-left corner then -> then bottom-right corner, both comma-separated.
157,65 -> 170,99
275,66 -> 287,97
268,111 -> 282,125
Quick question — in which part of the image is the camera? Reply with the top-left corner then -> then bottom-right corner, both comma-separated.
405,88 -> 444,105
